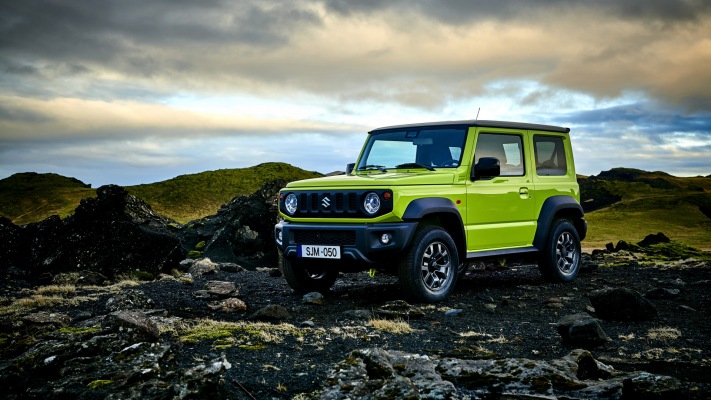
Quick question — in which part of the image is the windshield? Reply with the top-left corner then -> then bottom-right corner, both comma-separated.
357,127 -> 467,172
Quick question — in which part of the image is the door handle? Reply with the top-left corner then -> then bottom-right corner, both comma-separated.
519,187 -> 531,199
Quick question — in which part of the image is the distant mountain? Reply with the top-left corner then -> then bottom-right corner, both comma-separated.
126,162 -> 321,223
0,172 -> 96,225
579,168 -> 711,250
0,163 -> 320,224
2,165 -> 709,250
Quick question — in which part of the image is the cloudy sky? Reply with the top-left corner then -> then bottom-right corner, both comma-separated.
1,0 -> 710,186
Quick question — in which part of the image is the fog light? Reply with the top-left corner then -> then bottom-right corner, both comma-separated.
380,233 -> 392,244
276,229 -> 283,244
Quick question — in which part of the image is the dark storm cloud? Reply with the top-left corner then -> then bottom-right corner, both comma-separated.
0,0 -> 320,77
565,104 -> 711,137
323,0 -> 711,24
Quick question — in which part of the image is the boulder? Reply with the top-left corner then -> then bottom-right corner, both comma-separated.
622,371 -> 682,398
589,288 -> 657,321
0,216 -> 22,270
556,313 -> 608,348
3,329 -> 232,399
645,288 -> 680,299
638,232 -> 670,247
105,289 -> 155,312
218,262 -> 244,273
320,348 -> 456,399
317,348 -> 685,399
104,310 -> 160,341
250,304 -> 290,322
202,281 -> 238,298
375,300 -> 425,319
3,185 -> 184,280
439,349 -> 617,396
614,240 -> 630,251
302,292 -> 324,305
207,298 -> 247,312
188,258 -> 218,278
176,180 -> 286,268
21,312 -> 71,328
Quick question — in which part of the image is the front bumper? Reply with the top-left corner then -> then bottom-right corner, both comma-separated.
275,221 -> 418,263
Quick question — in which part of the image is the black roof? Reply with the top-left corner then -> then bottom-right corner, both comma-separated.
369,119 -> 570,134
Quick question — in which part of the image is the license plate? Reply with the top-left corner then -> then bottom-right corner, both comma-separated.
298,245 -> 341,259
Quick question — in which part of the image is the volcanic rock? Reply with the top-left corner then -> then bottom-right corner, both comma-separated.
556,313 -> 608,348
250,304 -> 290,322
375,300 -> 425,319
177,180 -> 286,268
1,185 -> 184,279
638,232 -> 671,247
589,287 -> 658,321
203,280 -> 238,298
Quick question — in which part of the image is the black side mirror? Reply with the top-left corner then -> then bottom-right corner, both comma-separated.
346,163 -> 355,175
472,157 -> 500,180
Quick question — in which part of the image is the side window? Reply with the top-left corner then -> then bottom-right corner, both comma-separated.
534,136 -> 567,176
474,133 -> 524,176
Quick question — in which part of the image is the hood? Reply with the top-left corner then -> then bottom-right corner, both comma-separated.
285,171 -> 456,189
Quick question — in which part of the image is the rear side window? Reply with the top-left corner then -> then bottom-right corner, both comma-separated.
534,136 -> 567,176
474,133 -> 524,176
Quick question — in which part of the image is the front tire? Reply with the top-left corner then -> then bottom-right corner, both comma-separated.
538,219 -> 581,282
398,226 -> 459,303
281,255 -> 339,293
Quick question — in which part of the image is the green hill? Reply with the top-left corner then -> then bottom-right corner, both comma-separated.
2,165 -> 709,250
580,168 -> 711,250
0,163 -> 321,225
126,162 -> 321,223
0,172 -> 96,225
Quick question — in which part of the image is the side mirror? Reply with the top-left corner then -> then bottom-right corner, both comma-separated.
346,163 -> 355,175
472,157 -> 500,180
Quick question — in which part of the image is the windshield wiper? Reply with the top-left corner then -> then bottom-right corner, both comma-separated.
395,162 -> 435,171
358,164 -> 388,172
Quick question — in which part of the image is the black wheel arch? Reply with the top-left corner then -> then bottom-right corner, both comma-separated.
402,198 -> 466,261
533,195 -> 587,251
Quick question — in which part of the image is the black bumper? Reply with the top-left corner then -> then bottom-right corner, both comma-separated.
274,221 -> 418,263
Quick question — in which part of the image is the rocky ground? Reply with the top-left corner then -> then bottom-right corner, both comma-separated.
0,249 -> 709,399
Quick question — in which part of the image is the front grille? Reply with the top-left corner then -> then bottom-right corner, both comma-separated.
281,190 -> 393,218
294,230 -> 356,246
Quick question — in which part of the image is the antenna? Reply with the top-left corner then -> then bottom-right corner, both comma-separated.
475,107 -> 480,120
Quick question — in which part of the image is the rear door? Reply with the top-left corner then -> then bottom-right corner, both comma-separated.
465,128 -> 536,251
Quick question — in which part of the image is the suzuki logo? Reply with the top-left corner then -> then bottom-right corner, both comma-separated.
322,196 -> 331,208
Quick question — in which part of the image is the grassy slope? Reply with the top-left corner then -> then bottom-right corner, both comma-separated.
2,165 -> 709,250
0,173 -> 96,225
581,169 -> 711,250
0,163 -> 321,225
126,162 -> 321,223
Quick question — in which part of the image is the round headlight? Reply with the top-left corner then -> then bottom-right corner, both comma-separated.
363,192 -> 381,215
284,193 -> 298,215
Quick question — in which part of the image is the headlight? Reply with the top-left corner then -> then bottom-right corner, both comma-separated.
363,192 -> 381,215
284,193 -> 298,215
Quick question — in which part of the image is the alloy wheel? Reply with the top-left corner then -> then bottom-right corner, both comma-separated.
555,231 -> 579,275
420,241 -> 452,292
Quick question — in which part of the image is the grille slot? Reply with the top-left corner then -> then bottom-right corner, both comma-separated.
281,190 -> 392,218
294,230 -> 356,246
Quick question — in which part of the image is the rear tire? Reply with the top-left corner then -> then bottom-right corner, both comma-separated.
281,255 -> 339,293
398,226 -> 459,303
538,219 -> 581,282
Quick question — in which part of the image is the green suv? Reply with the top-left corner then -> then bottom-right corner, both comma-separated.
274,120 -> 587,302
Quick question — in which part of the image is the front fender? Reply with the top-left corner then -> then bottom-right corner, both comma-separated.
402,197 -> 466,259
